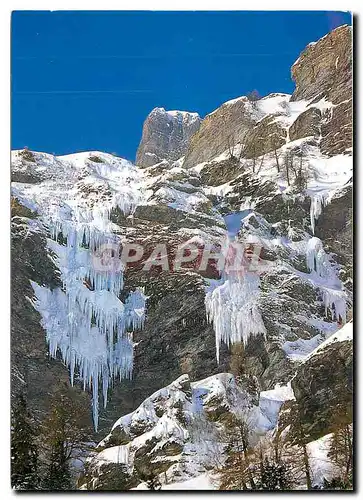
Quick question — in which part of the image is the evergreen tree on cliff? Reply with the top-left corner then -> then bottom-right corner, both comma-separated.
11,392 -> 39,490
41,388 -> 90,490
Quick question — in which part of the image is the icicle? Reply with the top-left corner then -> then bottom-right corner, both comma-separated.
92,375 -> 99,432
28,173 -> 147,430
322,288 -> 347,323
31,280 -> 145,431
205,273 -> 266,363
310,193 -> 326,234
206,211 -> 266,362
305,236 -> 347,325
306,237 -> 337,280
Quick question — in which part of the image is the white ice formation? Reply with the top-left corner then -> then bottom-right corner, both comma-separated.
205,211 -> 266,362
305,236 -> 347,323
13,152 -> 148,430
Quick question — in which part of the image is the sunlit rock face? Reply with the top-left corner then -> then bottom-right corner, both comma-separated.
291,24 -> 352,156
182,96 -> 259,168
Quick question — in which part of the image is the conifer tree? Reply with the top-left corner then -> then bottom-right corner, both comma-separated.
43,439 -> 72,490
328,424 -> 353,488
285,405 -> 312,489
217,413 -> 258,490
11,393 -> 39,490
41,388 -> 91,491
257,456 -> 292,490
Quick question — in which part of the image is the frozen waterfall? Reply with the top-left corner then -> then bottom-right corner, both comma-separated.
20,154 -> 148,430
31,216 -> 147,430
305,236 -> 347,324
205,210 -> 266,363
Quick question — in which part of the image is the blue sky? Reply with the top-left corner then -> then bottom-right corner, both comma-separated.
11,11 -> 351,161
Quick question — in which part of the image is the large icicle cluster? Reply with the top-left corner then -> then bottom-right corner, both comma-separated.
15,152 -> 148,430
31,214 -> 147,430
205,211 -> 266,362
205,273 -> 266,363
305,236 -> 347,323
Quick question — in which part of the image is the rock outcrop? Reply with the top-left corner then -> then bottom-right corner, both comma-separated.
79,373 -> 273,490
291,322 -> 353,442
182,96 -> 259,168
136,108 -> 201,167
315,184 -> 353,289
291,25 -> 352,102
291,24 -> 352,156
289,107 -> 322,142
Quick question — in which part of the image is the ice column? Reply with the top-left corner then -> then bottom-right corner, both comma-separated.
31,204 -> 147,430
205,211 -> 266,363
305,236 -> 347,324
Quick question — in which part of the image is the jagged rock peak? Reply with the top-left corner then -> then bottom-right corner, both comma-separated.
136,107 -> 201,168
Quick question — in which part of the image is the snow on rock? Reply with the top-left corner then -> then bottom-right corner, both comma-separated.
159,472 -> 216,490
286,321 -> 352,366
307,433 -> 340,487
206,92 -> 333,147
97,445 -> 130,465
164,109 -> 200,125
306,152 -> 352,233
133,473 -> 217,490
81,373 -> 270,490
150,185 -> 210,213
192,119 -> 351,243
303,321 -> 353,363
257,93 -> 309,130
282,335 -> 326,362
82,370 -> 349,490
259,383 -> 295,428
220,92 -> 308,129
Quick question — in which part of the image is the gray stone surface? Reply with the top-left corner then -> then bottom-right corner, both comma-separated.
136,108 -> 201,167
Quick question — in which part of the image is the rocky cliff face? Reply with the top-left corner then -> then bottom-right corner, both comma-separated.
183,96 -> 259,168
136,108 -> 201,167
11,24 -> 353,490
291,24 -> 352,157
131,25 -> 350,170
291,25 -> 352,102
291,322 -> 353,443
